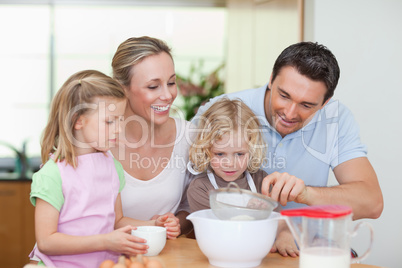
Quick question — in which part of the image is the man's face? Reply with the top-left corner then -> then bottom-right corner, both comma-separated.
264,66 -> 329,137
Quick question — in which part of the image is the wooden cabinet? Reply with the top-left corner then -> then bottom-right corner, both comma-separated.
0,180 -> 35,268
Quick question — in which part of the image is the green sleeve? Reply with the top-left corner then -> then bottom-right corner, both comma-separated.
30,159 -> 64,211
113,158 -> 126,192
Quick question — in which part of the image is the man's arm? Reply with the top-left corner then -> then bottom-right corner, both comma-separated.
262,157 -> 383,220
306,157 -> 383,220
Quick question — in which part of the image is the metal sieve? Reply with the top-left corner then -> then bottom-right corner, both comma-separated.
209,182 -> 278,221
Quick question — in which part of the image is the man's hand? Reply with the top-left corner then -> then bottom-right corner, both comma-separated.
261,172 -> 307,206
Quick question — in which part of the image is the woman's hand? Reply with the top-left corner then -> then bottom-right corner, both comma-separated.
105,225 -> 148,255
152,213 -> 181,239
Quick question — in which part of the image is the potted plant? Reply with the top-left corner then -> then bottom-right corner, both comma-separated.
176,62 -> 225,121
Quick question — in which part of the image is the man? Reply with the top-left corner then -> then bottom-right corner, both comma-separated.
193,42 -> 383,256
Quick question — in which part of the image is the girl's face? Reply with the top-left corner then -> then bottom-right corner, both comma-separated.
74,97 -> 126,155
210,130 -> 250,182
125,52 -> 177,125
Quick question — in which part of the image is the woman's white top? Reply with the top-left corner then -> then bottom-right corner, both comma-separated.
120,117 -> 194,220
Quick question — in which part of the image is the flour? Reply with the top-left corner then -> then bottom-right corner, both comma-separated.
230,215 -> 256,221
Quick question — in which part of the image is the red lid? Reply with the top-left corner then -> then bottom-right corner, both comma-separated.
281,205 -> 352,218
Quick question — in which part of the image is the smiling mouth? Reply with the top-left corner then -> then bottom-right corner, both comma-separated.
278,115 -> 298,126
151,105 -> 170,112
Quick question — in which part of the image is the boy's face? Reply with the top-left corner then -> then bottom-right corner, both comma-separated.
210,130 -> 250,182
265,66 -> 329,137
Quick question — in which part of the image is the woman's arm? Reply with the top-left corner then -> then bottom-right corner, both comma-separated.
114,194 -> 181,239
114,194 -> 156,228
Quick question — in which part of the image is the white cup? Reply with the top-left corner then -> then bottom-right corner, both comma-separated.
131,226 -> 167,256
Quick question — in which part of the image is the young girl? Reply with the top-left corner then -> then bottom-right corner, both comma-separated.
188,98 -> 299,258
29,70 -> 179,268
187,98 -> 268,211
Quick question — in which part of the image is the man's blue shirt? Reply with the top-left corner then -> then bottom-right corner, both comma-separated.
193,84 -> 367,209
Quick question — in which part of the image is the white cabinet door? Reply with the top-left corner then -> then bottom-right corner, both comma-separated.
226,0 -> 302,93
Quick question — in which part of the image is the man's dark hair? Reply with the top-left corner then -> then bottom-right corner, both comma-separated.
271,42 -> 340,103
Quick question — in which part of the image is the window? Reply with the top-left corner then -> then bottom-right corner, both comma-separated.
0,3 -> 226,168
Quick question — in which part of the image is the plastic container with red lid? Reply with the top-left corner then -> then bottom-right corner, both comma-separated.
280,205 -> 353,218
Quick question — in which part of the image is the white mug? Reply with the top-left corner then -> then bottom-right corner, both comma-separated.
131,226 -> 167,256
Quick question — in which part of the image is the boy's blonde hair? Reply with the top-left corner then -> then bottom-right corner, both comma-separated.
190,98 -> 267,173
112,36 -> 172,87
41,70 -> 125,168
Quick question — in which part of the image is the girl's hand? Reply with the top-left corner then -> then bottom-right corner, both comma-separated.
105,225 -> 148,255
153,213 -> 181,239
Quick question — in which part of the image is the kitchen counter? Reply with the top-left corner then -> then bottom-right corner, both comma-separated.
152,237 -> 383,268
22,236 -> 384,268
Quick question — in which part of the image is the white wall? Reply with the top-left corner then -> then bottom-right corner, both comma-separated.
304,1 -> 402,267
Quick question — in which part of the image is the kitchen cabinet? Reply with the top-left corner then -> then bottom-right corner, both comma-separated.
0,180 -> 35,268
225,0 -> 303,93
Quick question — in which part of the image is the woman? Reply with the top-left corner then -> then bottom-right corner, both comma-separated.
111,36 -> 194,237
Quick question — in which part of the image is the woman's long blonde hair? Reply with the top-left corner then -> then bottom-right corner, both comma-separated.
111,36 -> 172,87
190,98 -> 267,173
41,70 -> 125,168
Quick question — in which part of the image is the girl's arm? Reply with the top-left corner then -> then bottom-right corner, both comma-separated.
35,198 -> 147,256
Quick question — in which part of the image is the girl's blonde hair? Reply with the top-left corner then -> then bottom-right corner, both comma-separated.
112,36 -> 172,87
41,70 -> 125,168
190,98 -> 267,173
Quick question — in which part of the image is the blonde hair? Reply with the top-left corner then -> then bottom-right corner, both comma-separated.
41,70 -> 125,168
190,98 -> 267,173
112,36 -> 172,87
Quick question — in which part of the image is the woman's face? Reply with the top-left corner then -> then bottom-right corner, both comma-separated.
125,52 -> 177,125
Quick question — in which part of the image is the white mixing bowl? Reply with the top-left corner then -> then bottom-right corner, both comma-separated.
187,209 -> 279,268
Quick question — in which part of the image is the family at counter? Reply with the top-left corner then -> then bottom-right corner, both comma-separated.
28,36 -> 383,267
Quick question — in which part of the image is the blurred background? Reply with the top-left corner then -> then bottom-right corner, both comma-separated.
1,0 -> 401,268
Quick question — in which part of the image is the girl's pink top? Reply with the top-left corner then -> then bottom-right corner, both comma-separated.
31,153 -> 120,267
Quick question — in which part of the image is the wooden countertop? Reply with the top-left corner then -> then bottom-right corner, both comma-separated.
151,237 -> 383,268
23,237 -> 384,268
